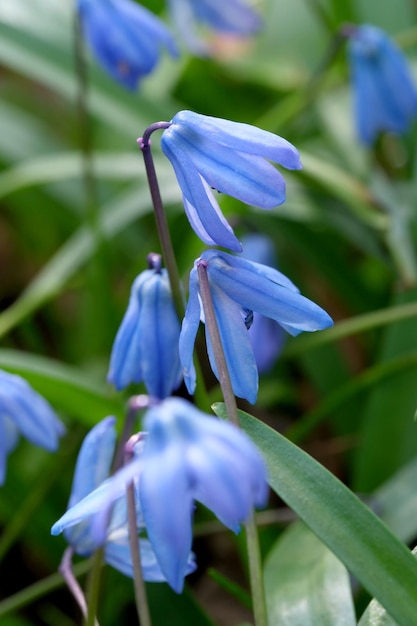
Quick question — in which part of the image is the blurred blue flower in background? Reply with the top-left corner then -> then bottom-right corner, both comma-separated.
139,398 -> 268,592
52,417 -> 195,583
167,0 -> 262,55
180,250 -> 333,403
161,110 -> 302,251
77,0 -> 178,90
108,254 -> 182,398
241,234 -> 285,373
0,369 -> 65,485
346,24 -> 417,145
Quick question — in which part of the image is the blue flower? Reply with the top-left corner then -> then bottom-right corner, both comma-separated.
52,417 -> 196,585
161,111 -> 302,251
77,0 -> 178,90
180,250 -> 333,403
346,24 -> 417,145
166,0 -> 262,55
0,369 -> 65,485
108,255 -> 182,398
139,398 -> 268,592
241,235 -> 285,373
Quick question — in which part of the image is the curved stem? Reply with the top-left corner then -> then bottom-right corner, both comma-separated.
60,548 -> 100,626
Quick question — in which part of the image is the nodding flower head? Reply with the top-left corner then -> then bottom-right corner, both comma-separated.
180,250 -> 333,403
77,0 -> 178,90
139,397 -> 268,592
346,24 -> 417,145
160,110 -> 302,251
51,417 -> 196,585
0,369 -> 65,485
108,254 -> 182,399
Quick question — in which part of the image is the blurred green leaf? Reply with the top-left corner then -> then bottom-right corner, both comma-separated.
213,404 -> 417,626
264,521 -> 355,626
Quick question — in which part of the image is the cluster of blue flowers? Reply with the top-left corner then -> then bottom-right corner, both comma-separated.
51,107 -> 334,592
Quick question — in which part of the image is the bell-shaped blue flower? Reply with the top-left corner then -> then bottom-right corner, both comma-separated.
108,254 -> 182,398
180,250 -> 333,403
160,110 -> 302,251
241,234 -> 285,373
77,0 -> 178,90
52,417 -> 196,584
346,24 -> 417,145
0,369 -> 65,485
166,0 -> 262,56
139,398 -> 268,592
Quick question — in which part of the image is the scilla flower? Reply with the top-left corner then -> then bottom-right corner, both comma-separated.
108,254 -> 182,398
77,0 -> 178,90
167,0 -> 262,56
0,369 -> 65,485
180,250 -> 333,403
346,24 -> 417,145
241,234 -> 285,373
160,111 -> 302,251
52,417 -> 196,584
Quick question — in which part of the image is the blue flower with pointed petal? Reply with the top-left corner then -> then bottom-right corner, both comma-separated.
139,398 -> 268,592
52,417 -> 196,585
77,0 -> 178,90
0,369 -> 65,485
161,110 -> 302,251
347,24 -> 417,145
180,250 -> 333,403
108,255 -> 182,398
241,234 -> 285,373
167,0 -> 262,56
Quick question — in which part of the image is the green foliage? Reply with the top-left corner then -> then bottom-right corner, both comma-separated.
1,0 -> 417,624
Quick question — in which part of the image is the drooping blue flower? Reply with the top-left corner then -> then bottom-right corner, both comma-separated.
180,250 -> 333,403
241,234 -> 285,373
108,254 -> 182,398
346,24 -> 417,145
77,0 -> 178,90
160,111 -> 302,251
166,0 -> 262,56
52,417 -> 196,585
139,398 -> 268,592
0,369 -> 65,485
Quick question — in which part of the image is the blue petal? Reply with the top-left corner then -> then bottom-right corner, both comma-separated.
139,443 -> 194,593
78,0 -> 178,90
171,111 -> 302,169
0,370 -> 64,451
204,251 -> 333,335
190,0 -> 262,35
163,124 -> 289,208
179,269 -> 201,395
205,282 -> 258,403
105,534 -> 196,582
107,272 -> 149,390
161,135 -> 242,250
136,271 -> 182,399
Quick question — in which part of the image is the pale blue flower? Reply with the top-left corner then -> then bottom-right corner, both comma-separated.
241,235 -> 285,373
180,250 -> 333,403
77,0 -> 178,90
0,369 -> 65,485
52,417 -> 196,584
161,111 -> 302,251
347,24 -> 417,145
139,398 -> 268,592
108,255 -> 182,398
167,0 -> 262,55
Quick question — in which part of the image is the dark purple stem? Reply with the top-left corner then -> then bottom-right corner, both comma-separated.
137,123 -> 185,319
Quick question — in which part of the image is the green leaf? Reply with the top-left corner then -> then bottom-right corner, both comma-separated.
0,348 -> 123,426
264,521 -> 355,626
212,404 -> 417,626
